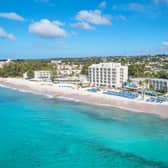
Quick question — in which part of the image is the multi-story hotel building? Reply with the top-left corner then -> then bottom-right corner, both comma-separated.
88,63 -> 128,88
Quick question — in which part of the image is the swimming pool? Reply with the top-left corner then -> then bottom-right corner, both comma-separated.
87,88 -> 98,93
146,97 -> 165,104
103,90 -> 139,99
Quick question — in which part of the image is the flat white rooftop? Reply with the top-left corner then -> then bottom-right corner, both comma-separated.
131,78 -> 168,82
89,62 -> 127,68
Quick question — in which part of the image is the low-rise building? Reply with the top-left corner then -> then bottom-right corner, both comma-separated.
0,59 -> 12,68
54,77 -> 80,84
130,78 -> 146,86
51,60 -> 83,77
131,78 -> 168,93
152,68 -> 168,74
51,60 -> 62,65
23,72 -> 28,79
88,62 -> 128,88
57,69 -> 81,76
149,78 -> 168,93
54,75 -> 90,87
34,71 -> 52,81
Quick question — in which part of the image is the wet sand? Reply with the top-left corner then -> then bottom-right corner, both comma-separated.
0,77 -> 168,118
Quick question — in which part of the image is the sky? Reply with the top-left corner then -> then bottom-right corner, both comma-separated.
0,0 -> 168,59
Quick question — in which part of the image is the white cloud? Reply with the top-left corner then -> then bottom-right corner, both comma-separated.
99,1 -> 107,9
52,20 -> 65,26
29,19 -> 67,38
162,41 -> 168,47
0,12 -> 24,21
0,27 -> 16,40
71,22 -> 95,30
153,0 -> 168,4
128,3 -> 144,11
76,10 -> 111,25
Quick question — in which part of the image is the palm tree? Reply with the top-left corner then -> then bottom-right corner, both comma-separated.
149,83 -> 154,90
144,79 -> 149,90
139,80 -> 145,99
163,85 -> 168,94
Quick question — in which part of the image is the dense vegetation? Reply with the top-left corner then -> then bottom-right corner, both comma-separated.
77,55 -> 168,79
0,55 -> 168,79
0,60 -> 55,78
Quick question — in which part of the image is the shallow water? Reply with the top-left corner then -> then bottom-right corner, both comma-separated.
0,87 -> 168,168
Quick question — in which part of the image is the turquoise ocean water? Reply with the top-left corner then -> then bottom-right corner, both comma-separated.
0,87 -> 168,168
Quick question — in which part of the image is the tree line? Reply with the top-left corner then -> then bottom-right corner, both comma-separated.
0,60 -> 55,78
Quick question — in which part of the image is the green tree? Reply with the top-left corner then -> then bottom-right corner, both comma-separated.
163,85 -> 168,93
27,70 -> 34,79
149,84 -> 154,90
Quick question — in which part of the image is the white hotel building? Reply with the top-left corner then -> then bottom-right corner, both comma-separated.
34,71 -> 52,81
88,63 -> 128,88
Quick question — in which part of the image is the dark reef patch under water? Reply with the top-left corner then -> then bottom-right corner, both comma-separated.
0,87 -> 168,168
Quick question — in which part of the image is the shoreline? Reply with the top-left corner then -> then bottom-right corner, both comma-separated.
0,77 -> 168,118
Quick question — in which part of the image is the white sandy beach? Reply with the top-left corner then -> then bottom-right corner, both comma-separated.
0,77 -> 168,117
